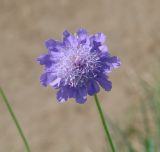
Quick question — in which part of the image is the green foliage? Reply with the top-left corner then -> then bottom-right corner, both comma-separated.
144,138 -> 155,152
108,78 -> 160,152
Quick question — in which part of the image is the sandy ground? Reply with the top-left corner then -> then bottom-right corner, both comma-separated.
0,0 -> 160,151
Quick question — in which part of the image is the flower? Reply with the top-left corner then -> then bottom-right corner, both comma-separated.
37,28 -> 121,104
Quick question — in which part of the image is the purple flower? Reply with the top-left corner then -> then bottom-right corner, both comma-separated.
37,28 -> 121,104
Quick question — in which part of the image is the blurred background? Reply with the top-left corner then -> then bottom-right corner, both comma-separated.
0,0 -> 160,151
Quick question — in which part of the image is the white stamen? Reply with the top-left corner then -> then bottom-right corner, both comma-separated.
51,44 -> 101,87
49,78 -> 61,87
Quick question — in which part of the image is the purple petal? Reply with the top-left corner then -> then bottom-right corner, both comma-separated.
99,52 -> 110,62
49,77 -> 61,88
96,74 -> 112,91
40,72 -> 56,86
99,45 -> 108,53
37,54 -> 52,67
57,87 -> 68,102
107,56 -> 121,68
93,33 -> 106,43
63,30 -> 70,37
44,39 -> 58,52
63,34 -> 78,47
75,86 -> 87,104
77,28 -> 88,41
68,87 -> 77,98
87,80 -> 100,96
56,86 -> 80,102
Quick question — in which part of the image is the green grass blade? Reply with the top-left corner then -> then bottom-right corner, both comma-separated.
144,138 -> 155,152
0,88 -> 31,152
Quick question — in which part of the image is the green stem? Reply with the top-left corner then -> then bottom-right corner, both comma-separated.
0,88 -> 31,152
94,94 -> 116,152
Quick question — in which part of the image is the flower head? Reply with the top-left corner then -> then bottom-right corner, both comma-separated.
37,28 -> 121,104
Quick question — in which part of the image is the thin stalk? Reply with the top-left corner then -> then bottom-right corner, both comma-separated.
94,94 -> 116,152
0,88 -> 31,152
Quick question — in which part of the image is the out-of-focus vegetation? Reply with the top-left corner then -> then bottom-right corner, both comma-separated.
108,77 -> 160,152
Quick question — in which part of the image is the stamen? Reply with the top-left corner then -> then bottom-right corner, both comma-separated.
52,45 -> 100,87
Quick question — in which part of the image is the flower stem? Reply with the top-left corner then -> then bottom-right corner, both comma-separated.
94,94 -> 116,152
0,88 -> 31,152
